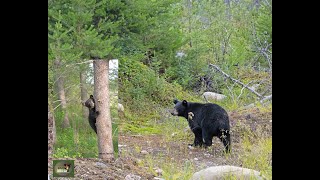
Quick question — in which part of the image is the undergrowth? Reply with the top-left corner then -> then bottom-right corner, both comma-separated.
53,105 -> 119,158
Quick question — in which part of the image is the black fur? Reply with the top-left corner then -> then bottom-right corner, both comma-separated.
84,95 -> 99,134
171,99 -> 231,152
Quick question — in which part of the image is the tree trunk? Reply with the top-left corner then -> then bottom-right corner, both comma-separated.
48,104 -> 56,159
225,0 -> 231,20
93,60 -> 114,162
54,59 -> 70,128
80,71 -> 88,118
187,0 -> 192,48
254,0 -> 260,9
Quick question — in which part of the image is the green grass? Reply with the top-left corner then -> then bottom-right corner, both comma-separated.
53,126 -> 98,158
120,99 -> 272,180
53,106 -> 119,158
139,154 -> 195,180
119,108 -> 163,135
52,88 -> 271,179
239,135 -> 272,179
159,116 -> 193,143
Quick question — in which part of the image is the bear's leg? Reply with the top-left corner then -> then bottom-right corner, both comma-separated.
94,111 -> 100,118
189,127 -> 203,147
89,118 -> 97,134
202,129 -> 213,148
219,129 -> 231,153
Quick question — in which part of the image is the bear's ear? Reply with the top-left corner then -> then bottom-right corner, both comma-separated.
173,99 -> 178,104
90,95 -> 94,98
182,100 -> 188,106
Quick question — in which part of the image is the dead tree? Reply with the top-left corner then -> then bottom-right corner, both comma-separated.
209,64 -> 271,105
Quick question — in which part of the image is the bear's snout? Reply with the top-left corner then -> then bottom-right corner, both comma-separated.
170,109 -> 178,116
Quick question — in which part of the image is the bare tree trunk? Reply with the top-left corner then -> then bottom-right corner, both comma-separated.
187,0 -> 192,47
254,0 -> 260,9
48,104 -> 56,160
54,59 -> 70,128
93,60 -> 114,162
80,71 -> 88,118
225,0 -> 231,20
57,75 -> 70,128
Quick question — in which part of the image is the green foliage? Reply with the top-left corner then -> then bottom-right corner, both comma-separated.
49,2 -> 272,176
53,105 -> 119,158
120,55 -> 177,110
53,125 -> 99,158
255,1 -> 272,44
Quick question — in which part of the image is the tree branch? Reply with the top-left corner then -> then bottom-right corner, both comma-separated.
260,95 -> 272,103
237,80 -> 254,101
209,64 -> 264,99
65,60 -> 94,67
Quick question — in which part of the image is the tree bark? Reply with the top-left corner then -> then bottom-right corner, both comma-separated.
254,0 -> 260,9
93,60 -> 114,162
80,71 -> 88,118
225,0 -> 231,20
48,104 -> 56,159
187,0 -> 192,47
54,59 -> 70,128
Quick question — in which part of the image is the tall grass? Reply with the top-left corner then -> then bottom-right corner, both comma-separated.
239,135 -> 272,179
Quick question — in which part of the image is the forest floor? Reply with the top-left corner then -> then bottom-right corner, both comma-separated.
48,107 -> 272,180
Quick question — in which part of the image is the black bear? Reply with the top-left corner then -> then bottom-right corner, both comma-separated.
84,95 -> 99,134
170,99 -> 231,152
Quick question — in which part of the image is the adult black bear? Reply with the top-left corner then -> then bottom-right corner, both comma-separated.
84,95 -> 99,134
170,99 -> 231,152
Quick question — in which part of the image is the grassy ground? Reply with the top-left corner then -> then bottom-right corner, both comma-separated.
118,102 -> 272,180
52,97 -> 272,179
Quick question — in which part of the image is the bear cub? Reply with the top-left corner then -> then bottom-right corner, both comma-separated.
84,95 -> 99,134
170,99 -> 231,152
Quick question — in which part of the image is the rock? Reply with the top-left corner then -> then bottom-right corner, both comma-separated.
118,103 -> 124,112
244,103 -> 255,109
125,173 -> 141,180
124,164 -> 131,170
154,177 -> 165,180
175,51 -> 186,58
96,162 -> 108,168
188,145 -> 194,150
154,168 -> 163,176
140,150 -> 148,155
194,158 -> 199,161
118,144 -> 127,148
135,159 -> 142,165
203,92 -> 227,101
191,165 -> 264,180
